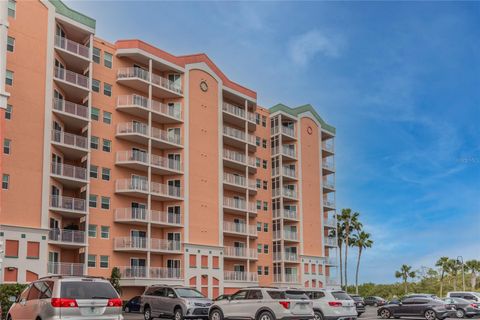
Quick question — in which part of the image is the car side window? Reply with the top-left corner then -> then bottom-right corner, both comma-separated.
246,290 -> 263,300
27,282 -> 43,301
311,291 -> 325,299
401,298 -> 415,305
231,290 -> 248,300
166,288 -> 176,298
154,287 -> 165,297
415,298 -> 428,304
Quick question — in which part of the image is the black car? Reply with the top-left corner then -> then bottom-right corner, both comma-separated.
443,297 -> 480,318
377,297 -> 449,320
124,295 -> 141,313
350,294 -> 366,316
364,296 -> 387,307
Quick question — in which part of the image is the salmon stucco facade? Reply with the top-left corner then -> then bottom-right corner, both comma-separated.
0,0 -> 338,298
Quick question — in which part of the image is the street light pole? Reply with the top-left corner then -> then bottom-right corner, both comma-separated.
457,256 -> 465,291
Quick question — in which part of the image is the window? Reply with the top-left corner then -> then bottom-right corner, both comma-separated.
7,0 -> 15,18
104,52 -> 112,68
262,139 -> 267,148
264,266 -> 269,275
88,224 -> 97,238
6,70 -> 13,86
263,201 -> 268,211
91,107 -> 99,121
2,174 -> 9,189
255,137 -> 261,147
264,244 -> 269,253
92,47 -> 101,63
5,104 -> 12,120
256,157 -> 261,167
7,36 -> 14,52
3,139 -> 11,154
100,256 -> 109,268
103,83 -> 112,96
262,160 -> 267,169
88,255 -> 96,268
101,168 -> 110,181
102,139 -> 111,152
89,194 -> 97,208
101,226 -> 110,239
263,180 -> 268,190
257,244 -> 262,253
256,179 -> 261,188
256,200 -> 262,210
257,222 -> 262,232
247,290 -> 263,300
92,79 -> 100,92
103,111 -> 111,124
262,115 -> 267,127
263,223 -> 269,232
90,136 -> 99,149
90,165 -> 98,178
101,196 -> 110,209
257,266 -> 262,275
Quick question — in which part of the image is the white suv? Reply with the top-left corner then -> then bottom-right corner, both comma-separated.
447,292 -> 480,303
304,289 -> 357,320
209,287 -> 314,320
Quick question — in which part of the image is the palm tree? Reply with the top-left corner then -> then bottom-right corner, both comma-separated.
340,208 -> 361,291
435,257 -> 450,297
395,264 -> 416,294
465,260 -> 480,290
351,231 -> 373,294
331,217 -> 345,288
447,259 -> 461,290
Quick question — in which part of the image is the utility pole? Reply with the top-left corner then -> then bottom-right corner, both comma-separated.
457,256 -> 465,291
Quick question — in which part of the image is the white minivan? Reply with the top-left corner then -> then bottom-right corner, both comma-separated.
446,292 -> 480,303
304,289 -> 357,320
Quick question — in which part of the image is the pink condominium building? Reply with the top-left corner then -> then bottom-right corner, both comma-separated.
0,0 -> 338,298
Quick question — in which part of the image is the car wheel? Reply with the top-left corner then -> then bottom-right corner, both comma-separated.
380,309 -> 391,319
258,311 -> 274,320
314,311 -> 324,320
144,306 -> 152,320
210,309 -> 224,320
174,307 -> 184,320
455,309 -> 465,318
424,310 -> 436,320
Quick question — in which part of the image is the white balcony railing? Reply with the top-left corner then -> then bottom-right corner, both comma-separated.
322,140 -> 334,152
325,237 -> 337,247
117,94 -> 148,109
223,197 -> 246,210
116,150 -> 148,164
54,35 -> 89,58
151,73 -> 182,94
223,172 -> 246,187
118,266 -> 182,279
150,210 -> 181,225
151,100 -> 182,120
273,188 -> 298,199
273,209 -> 298,220
224,246 -> 257,259
115,179 -> 149,193
223,102 -> 245,118
150,154 -> 182,171
284,230 -> 299,241
51,162 -> 87,181
150,239 -> 181,252
324,218 -> 336,228
323,179 -> 335,189
117,122 -> 149,136
115,208 -> 149,223
117,67 -> 149,82
224,271 -> 258,282
248,156 -> 257,167
48,262 -> 84,276
150,127 -> 181,145
247,134 -> 256,145
114,237 -> 147,250
150,182 -> 182,198
50,195 -> 86,213
53,98 -> 89,119
324,199 -> 335,208
223,149 -> 246,164
51,130 -> 88,150
54,67 -> 89,89
223,126 -> 245,141
284,251 -> 298,262
323,161 -> 335,170
281,126 -> 295,138
223,221 -> 247,234
48,229 -> 86,245
247,111 -> 256,123
283,166 -> 296,178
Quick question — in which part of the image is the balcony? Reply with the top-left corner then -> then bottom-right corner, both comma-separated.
281,126 -> 296,140
323,179 -> 335,191
150,182 -> 183,201
272,145 -> 296,160
50,195 -> 87,218
54,36 -> 90,69
151,73 -> 183,98
282,166 -> 297,180
223,197 -> 246,214
325,237 -> 337,247
150,127 -> 182,149
247,134 -> 257,152
223,102 -> 246,126
274,230 -> 299,242
150,154 -> 183,175
116,94 -> 149,119
248,179 -> 257,195
223,222 -> 257,238
224,271 -> 258,282
150,238 -> 182,254
114,208 -> 182,227
324,218 -> 336,228
52,98 -> 89,129
54,67 -> 90,100
247,111 -> 256,131
223,126 -> 246,148
48,262 -> 84,276
118,266 -> 182,279
223,246 -> 258,260
322,160 -> 335,173
116,122 -> 149,146
273,209 -> 298,221
48,229 -> 86,248
151,100 -> 182,123
115,150 -> 149,172
114,237 -> 147,252
273,188 -> 298,200
51,130 -> 88,158
150,210 -> 182,227
223,149 -> 247,170
274,251 -> 298,262
223,172 -> 247,192
324,199 -> 335,209
322,139 -> 334,155
51,162 -> 88,188
248,156 -> 257,174
273,273 -> 299,284
115,179 -> 149,198
117,67 -> 150,93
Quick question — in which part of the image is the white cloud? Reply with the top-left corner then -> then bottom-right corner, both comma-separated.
288,29 -> 343,66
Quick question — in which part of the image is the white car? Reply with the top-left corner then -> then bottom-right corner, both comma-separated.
209,287 -> 314,320
304,289 -> 357,320
447,292 -> 480,303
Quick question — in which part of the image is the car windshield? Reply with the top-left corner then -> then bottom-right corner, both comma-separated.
286,290 -> 309,300
332,291 -> 352,300
60,281 -> 118,299
175,288 -> 205,298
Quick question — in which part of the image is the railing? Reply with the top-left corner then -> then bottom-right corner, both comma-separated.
118,266 -> 182,279
223,221 -> 247,234
283,166 -> 296,178
224,271 -> 258,282
284,251 -> 298,262
322,161 -> 335,170
322,140 -> 334,152
271,126 -> 280,135
273,209 -> 298,220
248,179 -> 257,190
223,149 -> 246,164
247,111 -> 256,123
53,98 -> 88,119
49,229 -> 86,245
51,130 -> 88,150
117,94 -> 148,109
223,197 -> 246,210
324,218 -> 336,228
284,230 -> 299,241
273,273 -> 298,283
151,73 -> 182,94
48,262 -> 84,276
324,199 -> 335,208
273,188 -> 297,199
150,182 -> 182,198
151,154 -> 182,171
248,202 -> 258,213
117,67 -> 149,81
223,172 -> 246,187
117,122 -> 149,136
54,35 -> 89,58
151,100 -> 182,120
50,195 -> 86,213
51,162 -> 87,181
323,179 -> 335,189
224,246 -> 257,259
223,102 -> 245,118
115,179 -> 149,193
115,208 -> 149,223
223,126 -> 245,141
150,210 -> 181,225
273,145 -> 296,158
150,238 -> 181,252
325,237 -> 337,247
281,126 -> 296,138
54,67 -> 89,89
116,150 -> 148,164
247,134 -> 257,145
151,127 -> 182,145
114,237 -> 147,250
248,156 -> 257,167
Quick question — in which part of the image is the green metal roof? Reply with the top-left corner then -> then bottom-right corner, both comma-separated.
49,0 -> 96,30
269,103 -> 336,134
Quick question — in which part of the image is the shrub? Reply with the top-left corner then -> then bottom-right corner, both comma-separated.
0,283 -> 28,318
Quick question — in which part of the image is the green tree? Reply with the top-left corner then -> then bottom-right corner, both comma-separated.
395,264 -> 416,294
465,260 -> 480,290
435,257 -> 450,297
110,267 -> 122,294
351,231 -> 373,294
447,259 -> 461,291
340,208 -> 361,291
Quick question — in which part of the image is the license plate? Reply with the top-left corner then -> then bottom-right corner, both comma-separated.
81,307 -> 103,316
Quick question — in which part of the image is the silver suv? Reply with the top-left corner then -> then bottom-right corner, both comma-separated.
7,276 -> 123,320
141,285 -> 213,320
304,289 -> 356,320
209,287 -> 314,320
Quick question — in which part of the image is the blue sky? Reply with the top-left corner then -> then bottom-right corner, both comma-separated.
67,1 -> 480,284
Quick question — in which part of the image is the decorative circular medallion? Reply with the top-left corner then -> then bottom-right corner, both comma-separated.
307,126 -> 313,135
200,81 -> 208,92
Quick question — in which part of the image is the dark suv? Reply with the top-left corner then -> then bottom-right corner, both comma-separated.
364,296 -> 386,307
377,297 -> 449,320
349,294 -> 366,316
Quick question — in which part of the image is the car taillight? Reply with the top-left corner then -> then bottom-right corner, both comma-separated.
51,298 -> 78,308
471,304 -> 478,308
328,301 -> 343,307
107,298 -> 123,307
279,301 -> 290,309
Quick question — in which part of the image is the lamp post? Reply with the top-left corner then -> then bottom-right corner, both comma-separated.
457,256 -> 465,291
